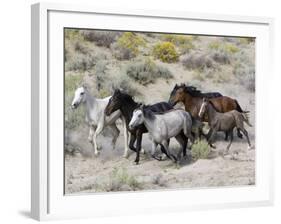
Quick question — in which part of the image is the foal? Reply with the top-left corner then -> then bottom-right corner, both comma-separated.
129,106 -> 194,163
198,98 -> 252,154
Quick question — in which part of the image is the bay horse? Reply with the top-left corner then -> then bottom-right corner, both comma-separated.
71,85 -> 129,156
105,89 -> 182,164
198,98 -> 252,153
129,106 -> 194,163
168,83 -> 245,139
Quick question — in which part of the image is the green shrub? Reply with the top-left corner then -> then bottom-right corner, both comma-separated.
153,42 -> 179,63
234,63 -> 255,92
64,74 -> 85,130
65,51 -> 107,72
191,140 -> 211,160
238,37 -> 255,45
65,29 -> 83,41
224,43 -> 239,54
111,74 -> 139,96
106,168 -> 142,191
208,41 -> 220,50
125,58 -> 173,85
233,44 -> 255,92
162,34 -> 195,54
162,34 -> 194,45
210,49 -> 231,64
181,52 -> 214,70
112,32 -> 146,60
74,41 -> 89,54
65,53 -> 96,71
94,60 -> 108,91
208,41 -> 239,54
111,42 -> 135,60
80,30 -> 120,48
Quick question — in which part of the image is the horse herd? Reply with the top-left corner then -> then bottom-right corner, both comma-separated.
70,83 -> 252,164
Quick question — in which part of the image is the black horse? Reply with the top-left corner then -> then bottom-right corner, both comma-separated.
105,89 -> 183,164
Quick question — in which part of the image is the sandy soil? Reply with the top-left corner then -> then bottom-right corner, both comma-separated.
65,77 -> 255,194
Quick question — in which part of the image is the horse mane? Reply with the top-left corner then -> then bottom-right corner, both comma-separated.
184,85 -> 205,97
119,91 -> 135,103
114,90 -> 140,107
174,83 -> 222,98
142,106 -> 156,120
153,108 -> 183,115
172,83 -> 204,97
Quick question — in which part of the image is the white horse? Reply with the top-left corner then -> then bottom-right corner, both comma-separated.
129,106 -> 194,162
71,85 -> 129,157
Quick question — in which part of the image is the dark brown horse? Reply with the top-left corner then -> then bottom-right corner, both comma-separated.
168,84 -> 245,139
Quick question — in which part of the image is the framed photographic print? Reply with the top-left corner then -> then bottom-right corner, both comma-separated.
31,2 -> 274,221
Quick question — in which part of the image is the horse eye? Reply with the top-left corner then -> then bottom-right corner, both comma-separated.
80,92 -> 84,95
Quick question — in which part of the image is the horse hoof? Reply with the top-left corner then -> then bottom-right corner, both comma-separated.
88,139 -> 93,143
94,151 -> 100,156
247,146 -> 253,150
123,153 -> 129,158
134,161 -> 140,165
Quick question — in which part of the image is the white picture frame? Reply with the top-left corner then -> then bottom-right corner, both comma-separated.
31,2 -> 274,221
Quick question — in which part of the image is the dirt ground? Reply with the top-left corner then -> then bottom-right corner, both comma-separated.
65,79 -> 255,194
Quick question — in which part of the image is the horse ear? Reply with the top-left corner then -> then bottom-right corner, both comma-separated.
203,97 -> 207,102
81,82 -> 89,90
140,104 -> 144,111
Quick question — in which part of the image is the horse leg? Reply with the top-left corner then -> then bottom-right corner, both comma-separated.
206,128 -> 212,141
237,128 -> 243,139
109,124 -> 120,150
121,116 -> 130,158
93,123 -> 104,155
224,131 -> 228,141
162,140 -> 177,163
88,126 -> 97,156
240,128 -> 251,150
175,134 -> 188,161
183,121 -> 194,147
208,128 -> 217,149
134,132 -> 143,165
88,125 -> 95,143
225,130 -> 234,154
158,144 -> 169,160
128,133 -> 137,152
158,139 -> 170,160
151,141 -> 160,160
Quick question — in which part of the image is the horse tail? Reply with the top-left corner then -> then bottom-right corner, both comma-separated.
234,100 -> 248,113
241,112 -> 253,127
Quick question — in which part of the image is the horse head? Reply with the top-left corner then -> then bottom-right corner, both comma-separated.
168,83 -> 186,106
198,98 -> 208,118
129,106 -> 144,130
105,89 -> 123,116
71,86 -> 87,109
